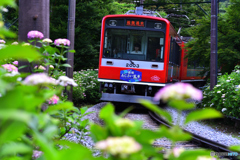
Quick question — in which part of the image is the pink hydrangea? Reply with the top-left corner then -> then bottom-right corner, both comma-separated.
2,64 -> 18,72
27,30 -> 44,39
54,38 -> 70,46
48,95 -> 59,104
23,73 -> 57,85
12,61 -> 18,66
154,82 -> 202,102
0,40 -> 6,44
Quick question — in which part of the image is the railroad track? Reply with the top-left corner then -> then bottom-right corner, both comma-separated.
148,111 -> 238,160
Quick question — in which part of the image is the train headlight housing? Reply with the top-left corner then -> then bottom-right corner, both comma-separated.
109,83 -> 113,88
104,83 -> 108,88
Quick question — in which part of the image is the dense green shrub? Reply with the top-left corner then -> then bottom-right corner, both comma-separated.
198,65 -> 240,118
72,69 -> 100,105
56,69 -> 100,106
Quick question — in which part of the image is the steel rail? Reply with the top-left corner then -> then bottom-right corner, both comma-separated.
148,111 -> 238,160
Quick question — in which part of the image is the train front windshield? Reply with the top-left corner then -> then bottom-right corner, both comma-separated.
103,29 -> 165,62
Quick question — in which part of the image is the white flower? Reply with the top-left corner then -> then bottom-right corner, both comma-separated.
222,108 -> 227,112
217,91 -> 221,93
12,42 -> 18,45
42,38 -> 53,43
226,80 -> 230,82
22,43 -> 30,46
57,76 -> 78,87
221,94 -> 225,98
95,136 -> 141,158
4,71 -> 20,77
173,147 -> 185,157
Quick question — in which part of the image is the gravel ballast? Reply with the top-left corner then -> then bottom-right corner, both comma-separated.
64,102 -> 240,150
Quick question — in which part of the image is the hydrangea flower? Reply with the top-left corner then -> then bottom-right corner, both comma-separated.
5,71 -> 20,77
115,118 -> 135,128
23,73 -> 57,85
12,42 -> 18,45
173,147 -> 185,157
22,43 -> 30,46
48,95 -> 59,104
222,108 -> 227,112
0,39 -> 6,44
12,61 -> 18,66
42,38 -> 53,43
49,65 -> 54,69
27,30 -> 44,39
2,64 -> 18,72
154,82 -> 202,102
95,136 -> 141,158
56,76 -> 77,86
34,65 -> 46,70
54,38 -> 70,46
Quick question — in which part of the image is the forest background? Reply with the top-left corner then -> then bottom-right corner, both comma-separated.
3,0 -> 239,75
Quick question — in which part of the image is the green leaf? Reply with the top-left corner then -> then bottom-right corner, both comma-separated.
229,145 -> 240,152
178,149 -> 212,160
68,50 -> 75,53
99,103 -> 115,120
185,108 -> 223,124
168,99 -> 195,110
139,99 -> 172,123
158,125 -> 192,142
44,102 -> 76,113
0,45 -> 41,60
0,121 -> 27,145
0,109 -> 32,123
0,142 -> 32,156
90,124 -> 108,141
0,28 -> 16,38
61,63 -> 72,68
80,106 -> 88,115
0,0 -> 16,7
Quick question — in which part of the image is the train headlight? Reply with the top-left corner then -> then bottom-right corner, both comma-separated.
104,83 -> 108,88
109,83 -> 113,88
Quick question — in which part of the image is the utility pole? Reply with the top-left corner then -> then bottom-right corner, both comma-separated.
66,0 -> 76,101
18,0 -> 50,72
210,0 -> 218,90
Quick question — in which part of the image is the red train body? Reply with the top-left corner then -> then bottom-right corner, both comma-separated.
98,8 -> 204,104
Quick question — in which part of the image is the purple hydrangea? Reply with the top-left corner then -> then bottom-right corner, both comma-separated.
54,38 -> 70,46
27,30 -> 44,39
23,73 -> 57,85
2,64 -> 18,72
12,61 -> 18,66
154,82 -> 203,102
0,39 -> 6,44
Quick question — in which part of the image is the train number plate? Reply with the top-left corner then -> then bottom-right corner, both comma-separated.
126,63 -> 139,68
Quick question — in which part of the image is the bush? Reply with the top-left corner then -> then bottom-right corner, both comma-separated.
198,65 -> 240,118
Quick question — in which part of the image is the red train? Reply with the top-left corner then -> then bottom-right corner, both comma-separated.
98,7 -> 205,104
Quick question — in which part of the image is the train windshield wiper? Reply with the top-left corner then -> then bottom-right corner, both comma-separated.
126,54 -> 135,65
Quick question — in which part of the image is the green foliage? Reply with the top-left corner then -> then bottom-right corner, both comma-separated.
186,0 -> 240,74
198,65 -> 240,118
54,69 -> 100,106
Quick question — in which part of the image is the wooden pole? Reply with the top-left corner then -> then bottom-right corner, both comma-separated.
66,0 -> 76,101
18,0 -> 50,72
210,0 -> 218,90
